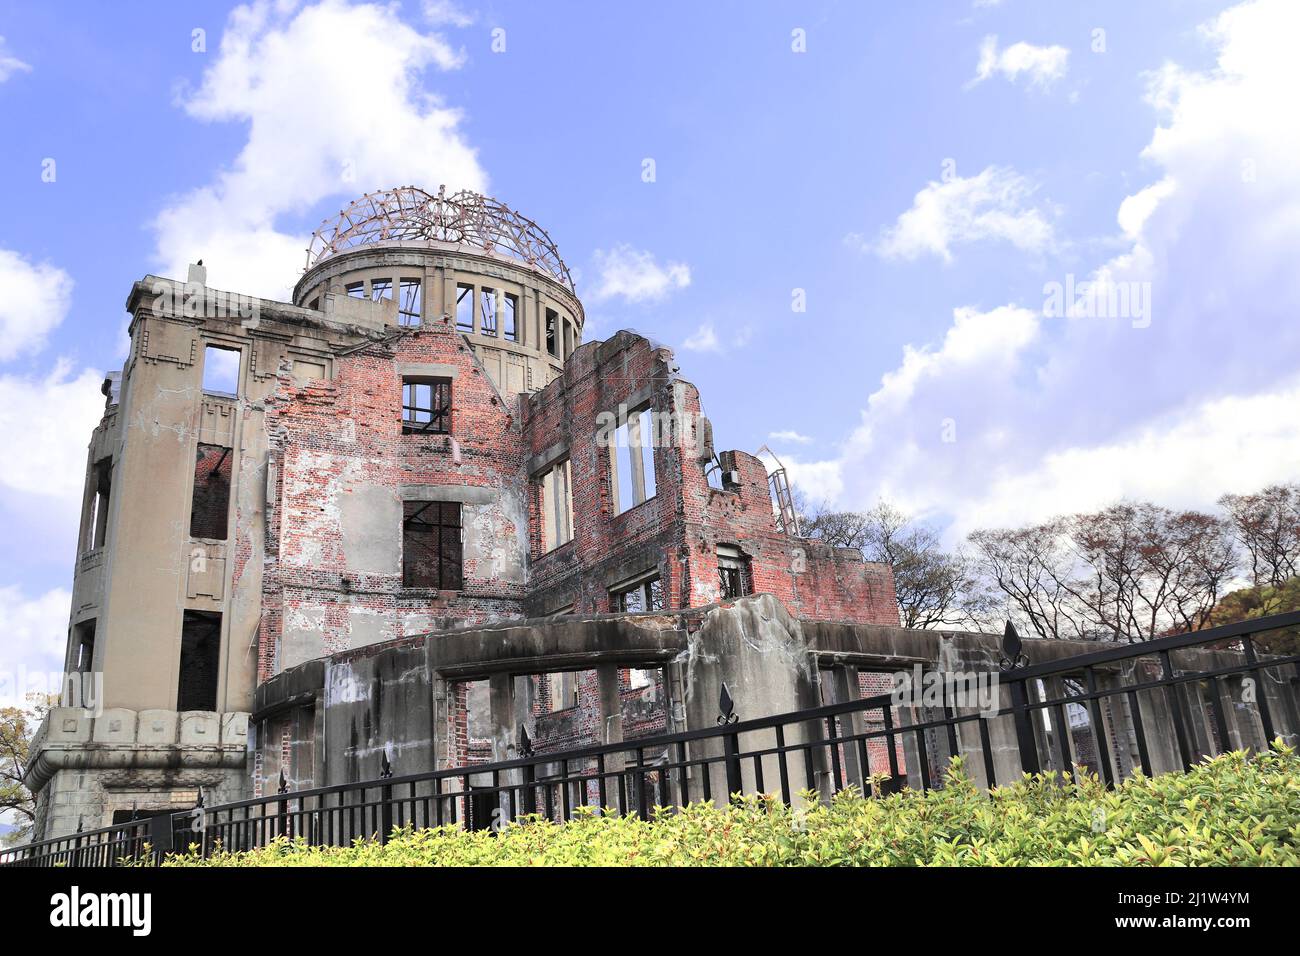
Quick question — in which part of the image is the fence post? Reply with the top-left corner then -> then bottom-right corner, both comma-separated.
1000,622 -> 1039,777
277,769 -> 291,841
717,683 -> 742,801
379,752 -> 394,844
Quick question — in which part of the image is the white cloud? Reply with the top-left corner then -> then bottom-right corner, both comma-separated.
0,249 -> 74,361
680,320 -> 752,355
803,0 -> 1300,542
587,244 -> 691,304
768,430 -> 813,445
955,382 -> 1300,534
869,166 -> 1054,263
0,36 -> 31,83
682,323 -> 719,352
0,587 -> 71,702
0,362 -> 105,500
970,35 -> 1069,90
422,0 -> 475,27
154,0 -> 486,299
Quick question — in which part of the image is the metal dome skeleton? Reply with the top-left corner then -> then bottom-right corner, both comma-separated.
306,186 -> 576,292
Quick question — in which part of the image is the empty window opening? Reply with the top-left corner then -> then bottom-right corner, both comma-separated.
398,278 -> 422,326
178,610 -> 221,711
402,377 -> 451,434
545,671 -> 579,713
370,277 -> 392,304
539,459 -> 574,552
402,501 -> 463,590
611,574 -> 664,613
345,281 -> 366,299
611,407 -> 657,514
503,293 -> 518,342
201,345 -> 241,396
86,458 -> 112,551
456,283 -> 474,332
545,309 -> 558,356
480,288 -> 498,337
307,297 -> 320,311
718,545 -> 753,599
70,619 -> 96,674
190,444 -> 232,540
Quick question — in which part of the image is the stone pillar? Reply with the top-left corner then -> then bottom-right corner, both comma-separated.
827,664 -> 864,792
680,595 -> 823,806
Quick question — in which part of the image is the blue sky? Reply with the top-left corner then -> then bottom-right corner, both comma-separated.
2,0 -> 1299,682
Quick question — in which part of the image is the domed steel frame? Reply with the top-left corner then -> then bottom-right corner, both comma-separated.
306,185 -> 575,292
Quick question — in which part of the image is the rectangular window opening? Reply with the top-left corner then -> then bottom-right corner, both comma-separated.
398,278 -> 422,326
480,288 -> 498,337
402,501 -> 463,590
370,278 -> 393,303
545,309 -> 558,356
402,377 -> 452,434
71,619 -> 96,674
190,443 -> 233,540
456,283 -> 474,332
611,574 -> 664,613
540,459 -> 575,552
178,610 -> 222,711
345,281 -> 366,299
503,293 -> 518,342
201,345 -> 241,397
718,545 -> 753,599
545,671 -> 579,713
611,407 -> 657,514
88,458 -> 112,550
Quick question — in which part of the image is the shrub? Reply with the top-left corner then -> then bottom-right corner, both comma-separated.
165,743 -> 1300,867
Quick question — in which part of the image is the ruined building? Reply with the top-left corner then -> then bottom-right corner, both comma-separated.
27,187 -> 900,839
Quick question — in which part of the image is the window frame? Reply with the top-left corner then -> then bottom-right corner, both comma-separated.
610,572 -> 665,613
401,376 -> 452,435
539,458 -> 575,553
402,500 -> 464,590
609,406 -> 658,515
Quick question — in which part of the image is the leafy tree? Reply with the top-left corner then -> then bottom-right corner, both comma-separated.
1,694 -> 52,847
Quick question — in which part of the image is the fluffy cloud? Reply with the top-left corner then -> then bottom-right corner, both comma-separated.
969,35 -> 1069,89
798,0 -> 1300,540
0,362 -> 105,501
154,0 -> 485,299
0,36 -> 31,83
0,587 -> 72,703
868,167 -> 1054,263
587,244 -> 691,304
768,430 -> 813,445
0,249 -> 74,361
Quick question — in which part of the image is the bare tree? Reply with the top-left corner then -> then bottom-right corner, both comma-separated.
1218,483 -> 1300,588
802,499 -> 982,629
1068,503 -> 1236,640
968,521 -> 1090,640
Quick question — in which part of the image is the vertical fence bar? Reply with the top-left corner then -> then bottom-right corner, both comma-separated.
1084,667 -> 1115,787
723,729 -> 743,802
1159,650 -> 1194,771
1008,677 -> 1041,776
1241,636 -> 1277,745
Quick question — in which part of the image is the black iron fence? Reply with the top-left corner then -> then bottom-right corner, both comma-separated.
5,609 -> 1299,867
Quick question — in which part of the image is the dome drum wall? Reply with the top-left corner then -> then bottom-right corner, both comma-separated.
296,245 -> 583,396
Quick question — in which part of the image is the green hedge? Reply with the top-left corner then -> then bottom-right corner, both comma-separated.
166,743 -> 1300,867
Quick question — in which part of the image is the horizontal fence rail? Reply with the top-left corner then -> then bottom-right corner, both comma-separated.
6,610 -> 1299,867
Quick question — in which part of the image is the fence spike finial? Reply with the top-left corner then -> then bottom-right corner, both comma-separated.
277,768 -> 289,794
1000,620 -> 1029,671
717,682 -> 738,725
